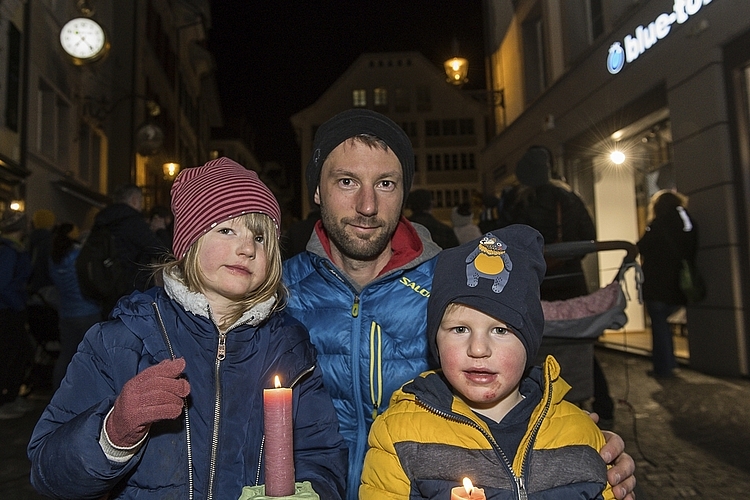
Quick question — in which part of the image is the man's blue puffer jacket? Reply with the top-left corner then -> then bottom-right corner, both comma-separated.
283,221 -> 441,499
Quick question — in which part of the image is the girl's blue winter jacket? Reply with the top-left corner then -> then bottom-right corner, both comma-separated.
27,282 -> 347,500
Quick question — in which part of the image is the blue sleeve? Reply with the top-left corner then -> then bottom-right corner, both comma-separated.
27,321 -> 144,498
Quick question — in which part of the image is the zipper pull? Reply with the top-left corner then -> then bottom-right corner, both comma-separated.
351,296 -> 360,317
515,475 -> 527,500
217,332 -> 226,361
371,406 -> 378,420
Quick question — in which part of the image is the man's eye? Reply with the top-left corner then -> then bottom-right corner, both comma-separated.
379,180 -> 396,190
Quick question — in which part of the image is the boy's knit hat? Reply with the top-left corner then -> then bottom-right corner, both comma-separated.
32,209 -> 56,230
305,109 -> 414,204
171,157 -> 281,259
427,224 -> 547,367
516,146 -> 552,188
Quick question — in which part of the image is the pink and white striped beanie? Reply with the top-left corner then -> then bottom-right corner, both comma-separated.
171,157 -> 281,259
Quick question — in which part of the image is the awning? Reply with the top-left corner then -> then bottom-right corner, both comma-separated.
53,179 -> 110,209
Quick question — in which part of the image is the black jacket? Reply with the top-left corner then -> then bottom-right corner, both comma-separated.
93,203 -> 168,294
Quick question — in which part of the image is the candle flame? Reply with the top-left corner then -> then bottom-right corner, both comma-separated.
274,375 -> 281,388
463,477 -> 473,495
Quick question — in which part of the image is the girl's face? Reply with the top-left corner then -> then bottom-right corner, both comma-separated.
198,216 -> 268,311
436,303 -> 527,422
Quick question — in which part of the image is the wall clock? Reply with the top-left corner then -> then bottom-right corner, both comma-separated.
60,17 -> 110,65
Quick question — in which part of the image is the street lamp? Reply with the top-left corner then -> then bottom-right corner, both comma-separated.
444,56 -> 469,86
162,162 -> 180,180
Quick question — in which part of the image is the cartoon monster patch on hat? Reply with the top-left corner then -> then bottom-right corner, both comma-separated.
465,233 -> 513,293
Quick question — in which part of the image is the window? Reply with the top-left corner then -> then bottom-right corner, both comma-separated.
38,80 -> 70,167
78,122 -> 103,185
374,87 -> 388,108
5,23 -> 21,131
400,121 -> 417,138
416,86 -> 431,111
425,120 -> 440,137
394,88 -> 409,112
352,89 -> 367,107
459,119 -> 474,135
522,4 -> 547,104
442,119 -> 458,136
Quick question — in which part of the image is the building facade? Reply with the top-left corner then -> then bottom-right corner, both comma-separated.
482,0 -> 749,376
291,51 -> 489,224
3,0 -> 222,231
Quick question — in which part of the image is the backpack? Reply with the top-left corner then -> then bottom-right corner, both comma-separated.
76,224 -> 130,309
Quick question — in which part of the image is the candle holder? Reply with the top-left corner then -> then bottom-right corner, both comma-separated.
237,481 -> 319,500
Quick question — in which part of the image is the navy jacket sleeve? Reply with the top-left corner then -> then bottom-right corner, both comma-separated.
292,365 -> 348,499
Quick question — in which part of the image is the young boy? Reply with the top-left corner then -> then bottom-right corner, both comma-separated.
360,225 -> 614,499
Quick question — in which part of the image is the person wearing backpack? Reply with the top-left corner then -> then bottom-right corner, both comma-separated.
28,157 -> 347,499
80,184 -> 168,317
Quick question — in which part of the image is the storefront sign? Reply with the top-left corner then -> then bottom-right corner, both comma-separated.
607,0 -> 714,74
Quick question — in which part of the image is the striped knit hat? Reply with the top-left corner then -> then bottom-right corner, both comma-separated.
171,157 -> 281,259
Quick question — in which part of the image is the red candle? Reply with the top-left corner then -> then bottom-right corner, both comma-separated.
263,375 -> 295,497
450,477 -> 486,500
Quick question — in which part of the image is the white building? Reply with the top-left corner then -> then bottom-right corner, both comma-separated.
291,51 -> 489,224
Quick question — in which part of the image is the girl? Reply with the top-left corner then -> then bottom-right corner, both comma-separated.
28,157 -> 347,499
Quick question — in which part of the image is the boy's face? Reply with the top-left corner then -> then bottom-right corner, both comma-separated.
436,303 -> 527,421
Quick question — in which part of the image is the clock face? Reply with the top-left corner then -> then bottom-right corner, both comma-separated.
60,17 -> 108,63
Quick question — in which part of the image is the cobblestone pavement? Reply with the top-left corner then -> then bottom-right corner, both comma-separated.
2,347 -> 749,499
597,347 -> 750,499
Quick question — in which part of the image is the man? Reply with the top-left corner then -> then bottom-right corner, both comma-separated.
89,184 -> 168,316
406,188 -> 459,249
283,109 -> 636,500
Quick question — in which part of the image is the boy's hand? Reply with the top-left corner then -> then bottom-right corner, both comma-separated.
106,358 -> 190,448
599,428 -> 636,499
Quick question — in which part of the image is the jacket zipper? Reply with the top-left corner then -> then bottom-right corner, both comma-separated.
417,394 -> 551,500
152,303 -> 194,500
206,321 -> 226,500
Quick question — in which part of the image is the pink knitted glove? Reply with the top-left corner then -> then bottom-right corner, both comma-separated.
106,358 -> 190,448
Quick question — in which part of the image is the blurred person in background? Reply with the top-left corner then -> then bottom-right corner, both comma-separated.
637,189 -> 698,379
48,223 -> 103,391
0,211 -> 33,419
407,188 -> 459,249
450,201 -> 481,244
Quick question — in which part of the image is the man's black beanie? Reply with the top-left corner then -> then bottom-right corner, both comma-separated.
427,224 -> 547,367
306,109 -> 415,204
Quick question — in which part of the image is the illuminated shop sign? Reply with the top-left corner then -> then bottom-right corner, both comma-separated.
607,0 -> 714,74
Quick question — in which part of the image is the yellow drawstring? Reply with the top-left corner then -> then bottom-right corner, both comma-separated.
369,321 -> 382,420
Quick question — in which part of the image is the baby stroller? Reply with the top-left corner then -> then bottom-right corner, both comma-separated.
536,240 -> 643,403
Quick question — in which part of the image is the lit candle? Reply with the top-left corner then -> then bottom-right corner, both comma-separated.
450,477 -> 486,500
263,375 -> 295,497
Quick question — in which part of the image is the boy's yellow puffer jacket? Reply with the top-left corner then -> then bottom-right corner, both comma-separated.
361,356 -> 615,500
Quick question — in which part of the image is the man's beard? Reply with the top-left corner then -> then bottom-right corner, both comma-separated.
319,205 -> 398,261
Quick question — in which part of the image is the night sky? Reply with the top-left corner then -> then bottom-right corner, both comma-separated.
207,1 -> 485,193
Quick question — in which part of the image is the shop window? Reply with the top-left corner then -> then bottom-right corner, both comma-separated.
352,89 -> 367,107
442,119 -> 458,136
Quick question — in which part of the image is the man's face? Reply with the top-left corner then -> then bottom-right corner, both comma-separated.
315,139 -> 403,261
